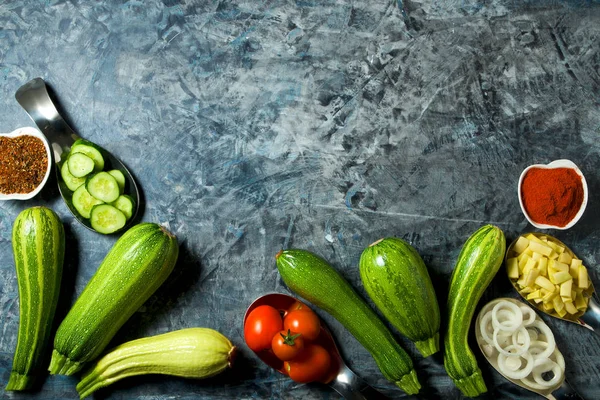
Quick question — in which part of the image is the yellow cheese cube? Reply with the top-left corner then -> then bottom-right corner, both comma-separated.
552,296 -> 565,312
513,236 -> 530,253
558,252 -> 572,264
560,279 -> 573,299
564,301 -> 578,315
528,241 -> 553,257
535,276 -> 556,292
506,257 -> 519,279
578,265 -> 589,289
552,271 -> 573,285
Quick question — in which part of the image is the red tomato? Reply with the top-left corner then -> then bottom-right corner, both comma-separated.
244,305 -> 283,352
271,329 -> 305,361
284,308 -> 321,341
284,344 -> 331,383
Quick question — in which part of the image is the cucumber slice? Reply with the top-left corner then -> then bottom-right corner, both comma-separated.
90,204 -> 126,234
108,170 -> 126,194
111,195 -> 135,220
72,185 -> 104,219
67,153 -> 95,178
71,139 -> 105,171
61,161 -> 86,191
86,172 -> 120,203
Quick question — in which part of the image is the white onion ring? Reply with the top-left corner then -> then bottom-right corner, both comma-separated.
511,325 -> 531,354
479,311 -> 494,344
494,328 -> 524,356
532,359 -> 562,388
492,301 -> 523,332
526,328 -> 539,341
520,306 -> 536,326
498,345 -> 535,380
551,348 -> 565,372
529,322 -> 556,360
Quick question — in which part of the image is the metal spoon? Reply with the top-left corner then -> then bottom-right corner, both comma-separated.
15,77 -> 140,233
475,297 -> 581,399
506,233 -> 600,336
243,293 -> 390,400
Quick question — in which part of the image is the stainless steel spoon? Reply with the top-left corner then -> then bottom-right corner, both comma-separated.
244,293 -> 390,400
15,77 -> 140,233
475,297 -> 582,399
506,233 -> 600,336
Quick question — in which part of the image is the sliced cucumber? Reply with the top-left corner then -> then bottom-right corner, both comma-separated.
111,195 -> 135,220
67,153 -> 95,178
108,170 -> 126,194
71,139 -> 105,171
72,186 -> 104,219
86,172 -> 120,203
90,204 -> 126,234
61,161 -> 86,191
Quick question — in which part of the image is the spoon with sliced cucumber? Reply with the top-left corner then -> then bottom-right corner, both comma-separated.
15,78 -> 140,234
505,233 -> 600,336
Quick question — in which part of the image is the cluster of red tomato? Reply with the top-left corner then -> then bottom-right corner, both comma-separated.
244,301 -> 332,383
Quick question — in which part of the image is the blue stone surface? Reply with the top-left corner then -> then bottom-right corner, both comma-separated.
1,1 -> 599,399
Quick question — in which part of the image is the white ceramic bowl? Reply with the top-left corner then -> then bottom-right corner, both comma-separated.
518,159 -> 588,230
0,127 -> 52,200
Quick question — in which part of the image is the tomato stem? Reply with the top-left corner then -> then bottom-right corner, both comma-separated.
281,329 -> 302,346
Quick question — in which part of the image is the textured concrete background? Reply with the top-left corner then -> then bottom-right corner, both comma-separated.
1,1 -> 599,399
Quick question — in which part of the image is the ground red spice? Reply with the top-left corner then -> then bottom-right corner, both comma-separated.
521,167 -> 584,227
0,135 -> 48,194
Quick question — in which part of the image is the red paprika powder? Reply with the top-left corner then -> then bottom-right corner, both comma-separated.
520,167 -> 584,227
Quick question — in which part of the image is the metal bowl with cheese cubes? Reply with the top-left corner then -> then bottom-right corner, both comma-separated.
505,233 -> 594,322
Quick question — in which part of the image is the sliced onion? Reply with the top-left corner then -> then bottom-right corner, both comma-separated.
492,301 -> 523,332
511,325 -> 531,354
521,376 -> 552,390
529,322 -> 556,360
520,306 -> 536,326
498,346 -> 534,380
479,311 -> 494,344
526,328 -> 539,341
532,359 -> 562,388
504,356 -> 522,371
494,328 -> 524,356
550,347 -> 565,372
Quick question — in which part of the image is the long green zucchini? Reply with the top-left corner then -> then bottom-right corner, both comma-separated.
76,328 -> 236,399
49,223 -> 179,376
359,237 -> 440,357
443,225 -> 505,397
6,207 -> 65,391
276,249 -> 421,395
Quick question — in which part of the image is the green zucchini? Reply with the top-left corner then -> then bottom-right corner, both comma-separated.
76,328 -> 236,399
359,238 -> 440,357
443,225 -> 506,397
276,249 -> 421,395
49,223 -> 179,376
6,207 -> 65,391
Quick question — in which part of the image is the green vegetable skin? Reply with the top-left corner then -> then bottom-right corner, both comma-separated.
76,328 -> 236,399
49,223 -> 179,376
276,249 -> 421,395
443,225 -> 506,397
359,238 -> 440,357
6,207 -> 65,391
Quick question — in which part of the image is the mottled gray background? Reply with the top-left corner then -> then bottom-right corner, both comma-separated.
1,1 -> 599,399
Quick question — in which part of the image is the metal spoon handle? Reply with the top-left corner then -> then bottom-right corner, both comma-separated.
578,297 -> 600,336
547,379 -> 583,400
328,364 -> 389,400
15,77 -> 78,162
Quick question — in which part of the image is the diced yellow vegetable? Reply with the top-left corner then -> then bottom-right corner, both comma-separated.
527,290 -> 542,300
520,287 -> 534,295
518,253 -> 531,270
513,236 -> 530,253
546,240 -> 565,254
525,234 -> 544,245
542,290 -> 557,302
548,268 -> 558,284
533,297 -> 543,304
569,259 -> 581,279
578,265 -> 589,289
552,271 -> 572,285
528,241 -> 553,257
531,252 -> 543,261
558,252 -> 572,264
548,251 -> 558,260
556,307 -> 567,318
507,257 -> 519,279
575,292 -> 588,309
543,301 -> 554,311
535,276 -> 555,292
538,258 -> 548,276
553,261 -> 569,273
524,268 -> 540,288
552,296 -> 565,312
564,301 -> 578,315
560,279 -> 572,299
517,277 -> 527,287
523,258 -> 537,276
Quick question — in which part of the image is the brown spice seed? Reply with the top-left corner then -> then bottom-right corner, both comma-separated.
0,135 -> 48,194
